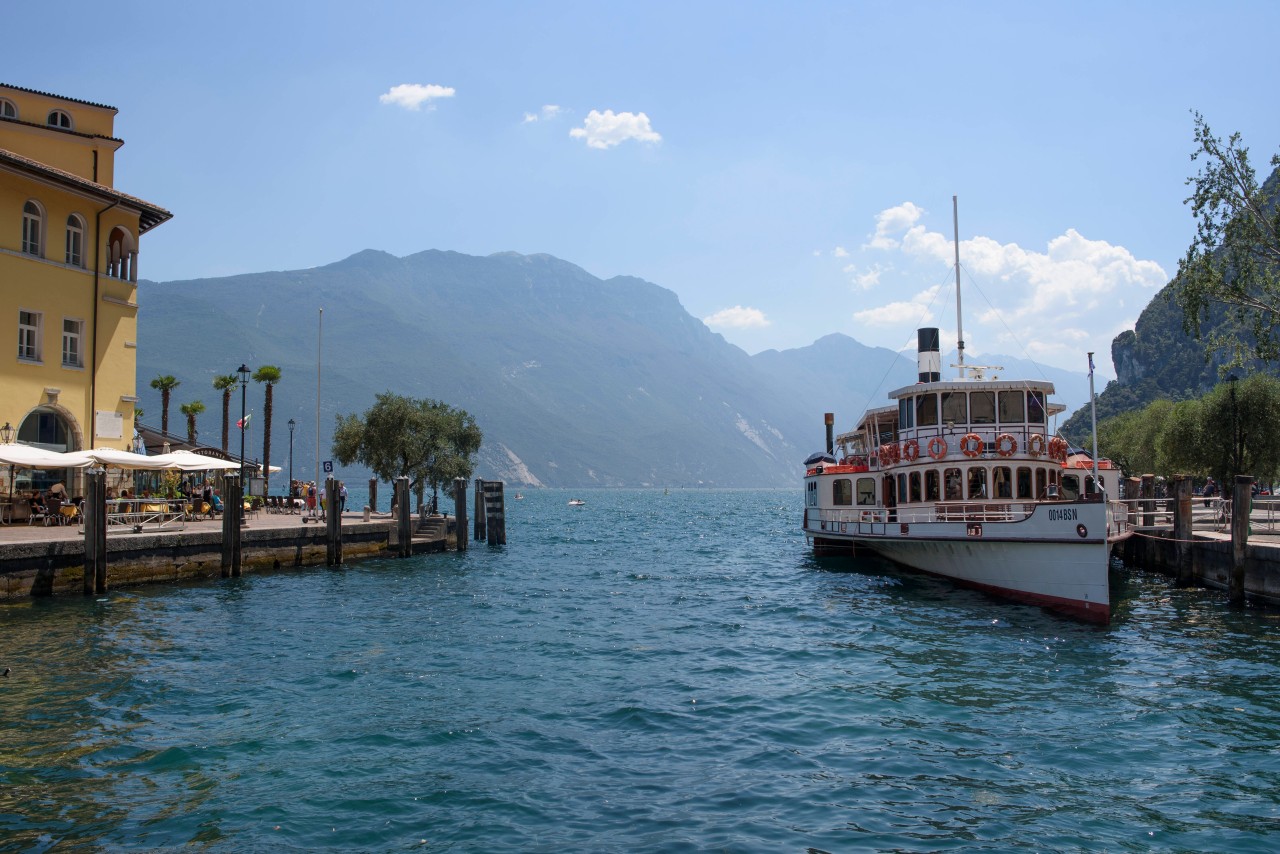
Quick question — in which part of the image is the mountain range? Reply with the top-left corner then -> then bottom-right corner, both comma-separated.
137,249 -> 1095,488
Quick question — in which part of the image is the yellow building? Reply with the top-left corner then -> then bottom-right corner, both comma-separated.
0,83 -> 170,498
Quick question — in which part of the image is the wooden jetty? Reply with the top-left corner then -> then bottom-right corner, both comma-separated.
0,476 -> 505,601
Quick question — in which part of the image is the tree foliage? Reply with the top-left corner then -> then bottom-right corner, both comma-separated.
332,392 -> 482,497
179,400 -> 206,444
253,366 -> 282,489
212,373 -> 238,452
1172,112 -> 1280,367
150,374 -> 180,435
1096,374 -> 1280,485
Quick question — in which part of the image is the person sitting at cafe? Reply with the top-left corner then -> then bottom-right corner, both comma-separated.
106,487 -> 116,500
49,480 -> 67,503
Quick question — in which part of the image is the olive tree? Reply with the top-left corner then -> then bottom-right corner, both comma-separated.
332,392 -> 482,507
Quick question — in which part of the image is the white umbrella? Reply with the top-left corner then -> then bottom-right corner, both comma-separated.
155,450 -> 244,471
0,443 -> 92,469
63,448 -> 173,470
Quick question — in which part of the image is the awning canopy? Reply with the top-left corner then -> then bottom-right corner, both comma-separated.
0,443 -> 93,469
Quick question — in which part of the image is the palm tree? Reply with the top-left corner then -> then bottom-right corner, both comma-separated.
253,365 -> 282,490
180,400 -> 206,444
212,374 -> 239,452
150,375 -> 180,435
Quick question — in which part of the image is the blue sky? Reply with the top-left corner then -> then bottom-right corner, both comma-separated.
9,1 -> 1280,379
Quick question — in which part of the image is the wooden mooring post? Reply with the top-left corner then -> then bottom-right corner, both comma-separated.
326,476 -> 343,566
395,476 -> 412,558
1172,474 -> 1193,587
473,478 -> 486,542
222,472 -> 242,578
83,468 -> 106,594
453,477 -> 468,552
1231,475 -> 1253,605
1141,474 -> 1155,528
483,480 -> 506,545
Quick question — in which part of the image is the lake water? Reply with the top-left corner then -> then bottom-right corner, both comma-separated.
2,488 -> 1279,851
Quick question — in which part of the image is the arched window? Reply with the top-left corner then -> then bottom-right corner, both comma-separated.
47,109 -> 73,130
0,98 -> 16,119
65,214 -> 86,268
22,201 -> 43,256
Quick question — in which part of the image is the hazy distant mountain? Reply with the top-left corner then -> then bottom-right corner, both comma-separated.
137,249 -> 1099,488
139,250 -> 814,487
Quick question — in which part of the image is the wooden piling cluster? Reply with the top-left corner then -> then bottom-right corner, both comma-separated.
221,472 -> 242,578
473,479 -> 505,545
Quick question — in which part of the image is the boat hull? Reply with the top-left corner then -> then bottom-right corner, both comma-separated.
806,502 -> 1113,623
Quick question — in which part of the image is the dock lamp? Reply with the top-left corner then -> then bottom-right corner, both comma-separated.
1,421 -> 13,507
288,418 -> 296,498
238,364 -> 250,523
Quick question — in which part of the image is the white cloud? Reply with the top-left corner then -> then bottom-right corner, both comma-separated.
569,110 -> 662,149
865,202 -> 925,250
842,263 -> 883,290
849,203 -> 1168,374
524,104 -> 562,123
853,286 -> 939,328
833,246 -> 849,258
379,83 -> 456,111
704,305 -> 771,329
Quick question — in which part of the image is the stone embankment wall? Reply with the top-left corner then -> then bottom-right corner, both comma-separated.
0,522 -> 448,600
1115,531 -> 1280,607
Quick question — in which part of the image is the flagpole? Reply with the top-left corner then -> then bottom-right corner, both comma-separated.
1088,351 -> 1100,496
315,307 -> 323,491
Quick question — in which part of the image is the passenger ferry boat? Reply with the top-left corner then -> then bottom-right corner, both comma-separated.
802,201 -> 1130,623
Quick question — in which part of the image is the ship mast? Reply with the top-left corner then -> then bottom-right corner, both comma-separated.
953,195 -> 965,378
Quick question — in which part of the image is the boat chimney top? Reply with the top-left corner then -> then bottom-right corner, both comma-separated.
917,328 -> 941,383
824,412 -> 835,455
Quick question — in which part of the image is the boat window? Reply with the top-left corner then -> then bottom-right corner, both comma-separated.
970,391 -> 995,424
916,393 -> 938,427
1036,468 -> 1047,499
1017,467 -> 1033,499
941,391 -> 967,425
897,473 -> 907,505
898,398 -> 915,430
993,466 -> 1012,498
1084,475 -> 1099,497
925,469 -> 940,501
807,480 -> 818,507
968,467 -> 988,500
909,472 -> 922,503
857,477 -> 876,505
1061,474 -> 1080,501
833,478 -> 853,505
1028,390 -> 1046,424
998,390 -> 1025,423
884,476 -> 897,507
944,468 -> 962,501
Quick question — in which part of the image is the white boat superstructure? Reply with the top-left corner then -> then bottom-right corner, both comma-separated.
803,335 -> 1130,622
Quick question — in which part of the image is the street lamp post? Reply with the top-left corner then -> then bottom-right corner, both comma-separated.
288,418 -> 296,498
1,421 -> 14,507
238,363 -> 249,524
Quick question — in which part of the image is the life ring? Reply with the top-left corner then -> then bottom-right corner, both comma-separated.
878,444 -> 891,467
1028,433 -> 1046,457
927,436 -> 947,460
1048,436 -> 1068,462
902,439 -> 920,462
995,433 -> 1018,457
960,433 -> 984,458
